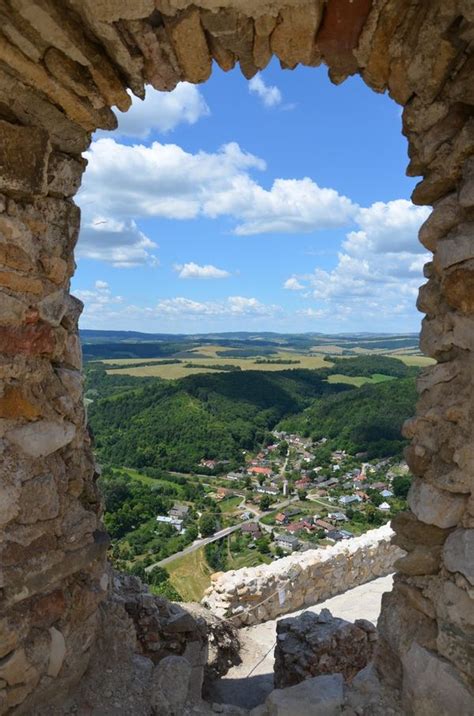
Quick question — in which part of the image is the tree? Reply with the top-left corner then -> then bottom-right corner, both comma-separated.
393,474 -> 411,499
279,440 -> 289,456
199,513 -> 217,537
148,566 -> 169,586
297,489 -> 308,501
244,475 -> 252,488
260,495 -> 271,511
256,536 -> 270,554
185,524 -> 199,542
257,475 -> 265,486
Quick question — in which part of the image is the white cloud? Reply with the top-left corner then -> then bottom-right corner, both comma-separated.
78,138 -> 357,264
284,277 -> 304,290
283,199 -> 430,324
75,281 -> 124,318
154,296 -> 280,318
174,262 -> 231,279
77,216 -> 158,268
112,83 -> 210,139
249,74 -> 282,108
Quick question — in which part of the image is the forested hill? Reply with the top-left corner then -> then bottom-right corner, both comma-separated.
87,370 -> 348,472
279,377 -> 417,459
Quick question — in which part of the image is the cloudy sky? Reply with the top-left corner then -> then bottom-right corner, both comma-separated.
73,60 -> 429,334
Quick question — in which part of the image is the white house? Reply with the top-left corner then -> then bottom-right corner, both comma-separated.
378,501 -> 391,512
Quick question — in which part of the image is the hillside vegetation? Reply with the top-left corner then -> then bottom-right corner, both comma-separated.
88,369 -> 348,472
279,377 -> 417,458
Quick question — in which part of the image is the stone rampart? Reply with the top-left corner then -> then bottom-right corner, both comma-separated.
202,525 -> 403,627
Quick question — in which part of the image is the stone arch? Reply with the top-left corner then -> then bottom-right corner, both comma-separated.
0,1 -> 472,713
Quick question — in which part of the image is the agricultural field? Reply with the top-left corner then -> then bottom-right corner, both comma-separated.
326,373 -> 395,387
166,547 -> 213,602
101,349 -> 330,379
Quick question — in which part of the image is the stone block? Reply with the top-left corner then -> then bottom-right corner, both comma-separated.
442,529 -> 474,585
6,419 -> 76,458
402,642 -> 474,715
0,120 -> 51,196
18,474 -> 60,524
408,479 -> 467,529
47,627 -> 66,677
150,655 -> 191,716
265,673 -> 344,716
47,152 -> 85,198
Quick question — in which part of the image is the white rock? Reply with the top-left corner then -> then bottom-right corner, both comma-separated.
402,642 -> 473,715
443,529 -> 474,585
48,627 -> 66,677
408,479 -> 467,529
6,419 -> 76,457
265,674 -> 344,716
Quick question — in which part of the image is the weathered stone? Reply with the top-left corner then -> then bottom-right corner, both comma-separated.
165,8 -> 211,84
0,386 -> 40,420
0,292 -> 27,325
271,5 -> 323,69
316,0 -> 373,82
396,581 -> 436,619
0,481 -> 20,527
408,479 -> 467,529
6,419 -> 76,458
0,322 -> 56,356
395,545 -> 442,576
37,290 -> 68,327
265,673 -> 344,716
47,151 -> 85,198
0,270 -> 43,295
274,609 -> 375,688
0,119 -> 51,196
18,474 -> 60,525
402,642 -> 474,715
47,627 -> 66,678
443,529 -> 474,585
442,267 -> 474,313
150,655 -> 192,715
0,648 -> 37,686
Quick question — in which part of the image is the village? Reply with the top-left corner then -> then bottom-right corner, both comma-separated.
153,430 -> 411,567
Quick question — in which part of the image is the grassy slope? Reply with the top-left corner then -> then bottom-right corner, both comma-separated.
166,548 -> 213,601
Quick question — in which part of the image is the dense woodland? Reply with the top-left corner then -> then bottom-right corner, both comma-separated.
279,377 -> 417,458
87,354 -> 419,471
87,369 -> 348,472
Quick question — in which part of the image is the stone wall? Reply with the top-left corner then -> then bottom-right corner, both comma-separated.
0,1 -> 472,713
202,525 -> 402,626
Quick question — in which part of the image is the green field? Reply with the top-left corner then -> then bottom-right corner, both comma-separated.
394,354 -> 435,367
326,373 -> 395,387
166,547 -> 213,601
219,495 -> 243,513
100,349 -> 330,379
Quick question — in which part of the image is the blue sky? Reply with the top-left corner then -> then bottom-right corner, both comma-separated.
73,60 -> 429,334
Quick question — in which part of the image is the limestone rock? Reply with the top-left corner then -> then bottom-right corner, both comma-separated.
402,642 -> 474,715
0,119 -> 51,196
0,480 -> 20,527
443,529 -> 474,584
408,479 -> 467,529
264,673 -> 344,716
150,655 -> 191,716
274,609 -> 375,688
47,627 -> 66,677
6,419 -> 76,458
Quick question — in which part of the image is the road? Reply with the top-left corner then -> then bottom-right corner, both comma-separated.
145,495 -> 298,572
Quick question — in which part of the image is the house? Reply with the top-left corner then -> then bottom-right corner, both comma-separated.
156,515 -> 184,533
283,507 -> 302,519
225,471 -> 242,481
286,520 -> 306,534
372,481 -> 388,491
248,466 -> 272,477
241,522 -> 261,539
295,479 -> 310,490
380,489 -> 393,498
314,519 -> 332,532
339,495 -> 362,506
256,484 -> 279,496
355,490 -> 369,501
200,459 -> 217,469
275,534 -> 300,552
339,530 -> 354,539
170,504 -> 189,521
275,513 -> 287,525
240,511 -> 252,521
326,530 -> 345,541
378,501 -> 391,512
328,511 -> 349,523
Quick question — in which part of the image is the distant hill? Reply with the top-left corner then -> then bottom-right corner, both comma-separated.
87,369 -> 348,472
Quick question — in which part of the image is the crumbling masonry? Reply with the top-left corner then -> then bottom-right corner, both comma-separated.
0,1 -> 472,714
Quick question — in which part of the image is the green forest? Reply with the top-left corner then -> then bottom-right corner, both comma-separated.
279,377 -> 417,458
87,369 -> 348,472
